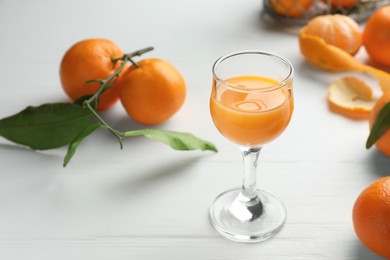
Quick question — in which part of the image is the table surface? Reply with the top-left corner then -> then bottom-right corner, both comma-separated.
0,0 -> 389,259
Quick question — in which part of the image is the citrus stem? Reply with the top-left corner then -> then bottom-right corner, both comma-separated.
81,46 -> 154,148
83,55 -> 130,108
112,46 -> 154,68
127,46 -> 154,57
128,57 -> 140,68
112,46 -> 154,62
84,46 -> 154,107
85,102 -> 124,149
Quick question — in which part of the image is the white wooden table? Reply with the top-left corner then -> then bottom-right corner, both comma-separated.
0,0 -> 388,259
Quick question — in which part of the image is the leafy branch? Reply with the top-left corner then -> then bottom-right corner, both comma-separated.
80,47 -> 155,149
0,46 -> 217,167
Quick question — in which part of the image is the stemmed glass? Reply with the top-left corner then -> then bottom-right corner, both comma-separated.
209,50 -> 294,243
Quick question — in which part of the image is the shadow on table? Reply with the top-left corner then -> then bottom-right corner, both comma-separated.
0,143 -> 60,164
104,154 -> 208,199
352,240 -> 385,260
294,58 -> 354,87
366,149 -> 390,178
107,113 -> 153,133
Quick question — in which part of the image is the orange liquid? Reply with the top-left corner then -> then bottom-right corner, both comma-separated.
210,75 -> 293,146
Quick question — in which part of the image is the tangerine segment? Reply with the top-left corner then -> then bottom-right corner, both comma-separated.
299,29 -> 390,93
328,77 -> 375,119
353,177 -> 390,259
60,39 -> 127,111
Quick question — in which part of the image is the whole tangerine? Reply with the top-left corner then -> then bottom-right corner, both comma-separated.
60,38 -> 127,111
363,6 -> 390,67
118,58 -> 186,125
369,91 -> 390,157
352,176 -> 390,259
302,14 -> 362,56
270,0 -> 314,18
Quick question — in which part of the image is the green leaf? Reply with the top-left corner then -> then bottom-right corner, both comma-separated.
366,102 -> 390,149
123,129 -> 218,152
0,103 -> 94,150
63,122 -> 100,167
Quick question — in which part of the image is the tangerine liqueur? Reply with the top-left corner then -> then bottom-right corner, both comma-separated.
210,75 -> 293,146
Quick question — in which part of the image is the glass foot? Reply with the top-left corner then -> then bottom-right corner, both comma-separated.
209,188 -> 286,243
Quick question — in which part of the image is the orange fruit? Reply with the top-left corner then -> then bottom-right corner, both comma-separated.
298,26 -> 390,93
327,77 -> 376,120
60,38 -> 127,111
301,14 -> 362,56
363,6 -> 390,67
323,0 -> 358,9
352,176 -> 390,259
369,91 -> 390,157
118,58 -> 186,125
270,0 -> 314,18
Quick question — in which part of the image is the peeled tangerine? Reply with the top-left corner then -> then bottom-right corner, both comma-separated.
302,14 -> 362,56
298,17 -> 390,92
299,14 -> 390,120
328,77 -> 376,119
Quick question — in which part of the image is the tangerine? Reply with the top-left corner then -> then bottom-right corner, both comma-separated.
118,58 -> 186,125
352,176 -> 390,259
270,0 -> 314,18
60,38 -> 127,111
363,6 -> 390,67
323,0 -> 358,9
302,14 -> 362,56
369,91 -> 390,157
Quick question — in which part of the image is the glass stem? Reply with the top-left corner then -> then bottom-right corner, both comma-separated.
239,146 -> 262,202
